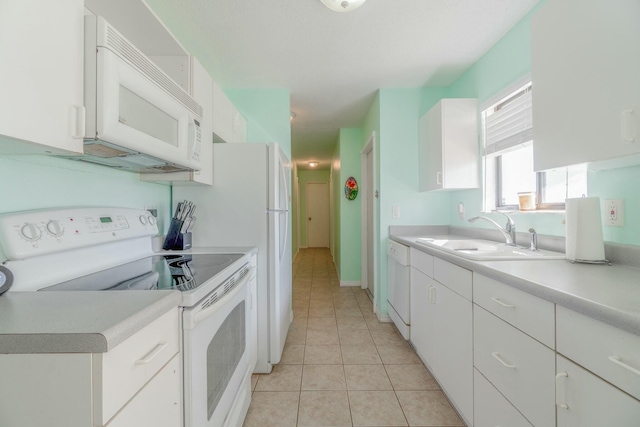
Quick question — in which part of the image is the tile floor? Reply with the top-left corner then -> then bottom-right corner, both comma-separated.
243,248 -> 466,427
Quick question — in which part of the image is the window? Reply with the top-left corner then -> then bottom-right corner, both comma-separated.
482,81 -> 587,211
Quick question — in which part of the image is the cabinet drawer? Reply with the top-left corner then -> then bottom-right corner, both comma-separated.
410,248 -> 433,277
474,306 -> 555,427
106,354 -> 182,427
557,306 -> 640,400
98,308 -> 180,424
473,369 -> 532,427
433,257 -> 471,300
556,355 -> 640,427
473,273 -> 555,348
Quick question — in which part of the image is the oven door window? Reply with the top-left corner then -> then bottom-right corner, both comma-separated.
206,301 -> 245,420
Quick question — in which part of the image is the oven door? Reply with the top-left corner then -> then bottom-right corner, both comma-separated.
182,267 -> 255,427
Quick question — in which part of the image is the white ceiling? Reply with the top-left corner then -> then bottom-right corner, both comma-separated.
146,0 -> 540,170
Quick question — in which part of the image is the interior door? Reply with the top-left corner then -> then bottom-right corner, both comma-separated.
306,182 -> 329,248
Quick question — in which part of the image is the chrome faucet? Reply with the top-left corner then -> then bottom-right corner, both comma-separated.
468,211 -> 517,246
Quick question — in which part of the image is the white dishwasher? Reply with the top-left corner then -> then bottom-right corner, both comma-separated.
387,239 -> 410,339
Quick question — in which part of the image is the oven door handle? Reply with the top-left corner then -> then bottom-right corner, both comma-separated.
192,267 -> 256,326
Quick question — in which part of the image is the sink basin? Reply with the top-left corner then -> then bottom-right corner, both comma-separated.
415,237 -> 565,261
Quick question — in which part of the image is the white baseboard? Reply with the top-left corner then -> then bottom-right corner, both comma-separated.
340,281 -> 361,287
377,313 -> 392,323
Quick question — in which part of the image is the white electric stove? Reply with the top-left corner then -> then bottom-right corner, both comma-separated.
0,207 -> 256,427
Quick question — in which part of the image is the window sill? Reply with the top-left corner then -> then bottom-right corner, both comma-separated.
492,209 -> 565,214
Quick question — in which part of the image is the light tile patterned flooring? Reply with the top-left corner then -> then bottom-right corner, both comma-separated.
243,248 -> 465,427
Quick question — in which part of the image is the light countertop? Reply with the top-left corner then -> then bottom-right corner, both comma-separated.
0,290 -> 181,353
391,234 -> 640,337
0,245 -> 258,354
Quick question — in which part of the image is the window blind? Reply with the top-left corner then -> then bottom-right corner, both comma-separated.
484,85 -> 533,156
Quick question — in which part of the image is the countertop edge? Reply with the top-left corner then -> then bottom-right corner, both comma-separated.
391,234 -> 640,337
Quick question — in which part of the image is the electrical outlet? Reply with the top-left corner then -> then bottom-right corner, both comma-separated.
604,199 -> 624,227
458,202 -> 465,220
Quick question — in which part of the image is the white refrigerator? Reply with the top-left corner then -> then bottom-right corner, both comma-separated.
174,142 -> 292,374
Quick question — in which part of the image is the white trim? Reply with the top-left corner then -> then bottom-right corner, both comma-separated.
360,132 -> 377,314
377,314 -> 392,323
480,74 -> 532,111
339,281 -> 361,287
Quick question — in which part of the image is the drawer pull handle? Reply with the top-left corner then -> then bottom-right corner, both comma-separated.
555,372 -> 569,410
491,297 -> 515,308
135,341 -> 168,365
608,355 -> 640,376
491,352 -> 516,369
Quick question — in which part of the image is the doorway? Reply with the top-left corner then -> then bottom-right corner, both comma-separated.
361,133 -> 376,310
306,182 -> 329,248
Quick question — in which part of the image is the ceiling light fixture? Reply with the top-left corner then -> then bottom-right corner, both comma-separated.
308,161 -> 319,168
320,0 -> 366,13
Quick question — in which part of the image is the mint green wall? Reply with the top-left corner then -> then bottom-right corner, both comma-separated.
589,165 -> 640,245
439,2 -> 640,246
373,89 -> 453,315
226,89 -> 292,160
298,170 -> 331,247
0,155 -> 171,247
337,128 -> 362,282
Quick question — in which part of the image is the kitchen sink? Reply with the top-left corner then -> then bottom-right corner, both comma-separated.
415,237 -> 565,261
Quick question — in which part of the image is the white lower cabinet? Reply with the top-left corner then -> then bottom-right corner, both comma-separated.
556,355 -> 640,427
0,308 -> 181,427
409,255 -> 472,425
474,305 -> 555,427
107,354 -> 181,427
473,369 -> 532,427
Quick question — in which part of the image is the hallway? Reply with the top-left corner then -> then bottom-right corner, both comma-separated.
243,248 -> 465,427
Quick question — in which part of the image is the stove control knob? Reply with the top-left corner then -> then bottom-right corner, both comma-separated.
147,215 -> 157,226
46,220 -> 64,237
138,215 -> 148,225
20,223 -> 42,242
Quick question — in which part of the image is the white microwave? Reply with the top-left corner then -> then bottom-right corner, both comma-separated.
77,15 -> 203,173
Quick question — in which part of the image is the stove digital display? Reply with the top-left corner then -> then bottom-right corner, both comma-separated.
100,217 -> 113,223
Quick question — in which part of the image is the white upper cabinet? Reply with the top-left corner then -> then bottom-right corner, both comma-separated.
0,0 -> 85,154
419,99 -> 479,191
213,81 -> 247,144
531,0 -> 640,171
142,56 -> 214,186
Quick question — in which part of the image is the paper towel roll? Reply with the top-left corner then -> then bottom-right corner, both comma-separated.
565,197 -> 606,262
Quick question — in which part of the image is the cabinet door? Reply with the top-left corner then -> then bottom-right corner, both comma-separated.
556,355 -> 640,427
532,0 -> 640,170
0,0 -> 84,154
232,109 -> 247,143
419,103 -> 443,191
106,355 -> 182,427
431,280 -> 473,425
213,80 -> 234,144
474,305 -> 555,427
474,369 -> 532,427
409,266 -> 431,361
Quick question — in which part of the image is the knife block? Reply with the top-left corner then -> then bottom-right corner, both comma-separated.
163,218 -> 192,250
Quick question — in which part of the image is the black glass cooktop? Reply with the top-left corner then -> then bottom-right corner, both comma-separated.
41,254 -> 243,292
